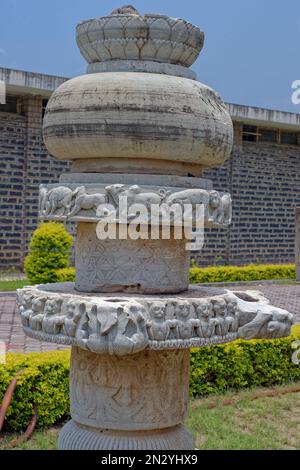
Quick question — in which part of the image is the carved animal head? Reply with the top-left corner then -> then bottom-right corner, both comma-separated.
209,191 -> 221,208
128,185 -> 141,194
105,184 -> 125,199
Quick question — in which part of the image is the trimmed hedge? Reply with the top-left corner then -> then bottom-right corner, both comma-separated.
0,350 -> 70,432
190,325 -> 300,396
1,327 -> 300,431
189,264 -> 295,284
55,267 -> 75,282
24,222 -> 74,284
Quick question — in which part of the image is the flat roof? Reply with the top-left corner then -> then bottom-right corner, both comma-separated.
1,67 -> 300,131
0,67 -> 67,98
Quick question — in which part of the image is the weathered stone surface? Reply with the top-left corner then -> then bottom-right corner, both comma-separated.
76,11 -> 204,68
17,284 -> 294,356
87,59 -> 197,80
70,347 -> 189,430
43,72 -> 233,169
75,224 -> 191,294
59,420 -> 194,450
39,181 -> 232,228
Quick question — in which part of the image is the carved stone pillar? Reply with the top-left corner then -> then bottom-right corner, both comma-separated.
59,347 -> 193,450
16,5 -> 293,451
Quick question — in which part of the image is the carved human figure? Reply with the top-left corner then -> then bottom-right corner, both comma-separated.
173,301 -> 199,339
195,301 -> 219,338
225,296 -> 239,332
146,301 -> 177,341
63,300 -> 85,337
19,292 -> 34,327
29,297 -> 47,330
213,299 -> 230,337
42,298 -> 63,334
119,303 -> 148,354
68,187 -> 107,217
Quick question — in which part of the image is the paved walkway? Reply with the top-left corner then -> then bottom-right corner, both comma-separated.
0,283 -> 299,353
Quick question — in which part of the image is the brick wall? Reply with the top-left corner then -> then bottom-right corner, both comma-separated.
1,104 -> 299,270
0,96 -> 70,270
200,123 -> 300,266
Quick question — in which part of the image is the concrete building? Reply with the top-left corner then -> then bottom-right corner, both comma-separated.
1,67 -> 300,269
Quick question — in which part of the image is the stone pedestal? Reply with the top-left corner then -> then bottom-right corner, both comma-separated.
75,223 -> 190,294
59,347 -> 193,450
16,5 -> 294,451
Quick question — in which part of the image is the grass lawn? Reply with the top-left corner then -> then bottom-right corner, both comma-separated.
0,280 -> 29,292
1,383 -> 300,450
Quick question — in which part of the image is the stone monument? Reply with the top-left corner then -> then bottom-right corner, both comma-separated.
17,6 -> 293,450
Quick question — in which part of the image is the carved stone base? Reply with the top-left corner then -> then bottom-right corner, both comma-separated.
59,420 -> 194,450
59,347 -> 194,450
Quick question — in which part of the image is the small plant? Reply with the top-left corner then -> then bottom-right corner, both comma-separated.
189,263 -> 295,284
24,222 -> 73,284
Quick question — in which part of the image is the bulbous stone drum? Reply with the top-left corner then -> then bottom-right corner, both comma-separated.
43,72 -> 233,170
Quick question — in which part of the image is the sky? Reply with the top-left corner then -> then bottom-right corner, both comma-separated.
0,0 -> 299,113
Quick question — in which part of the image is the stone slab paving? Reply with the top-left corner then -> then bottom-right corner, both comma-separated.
0,283 -> 299,353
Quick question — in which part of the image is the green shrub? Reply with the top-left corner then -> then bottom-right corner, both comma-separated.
55,267 -> 75,282
0,350 -> 70,432
1,327 -> 300,431
24,222 -> 73,284
190,325 -> 300,396
189,264 -> 295,284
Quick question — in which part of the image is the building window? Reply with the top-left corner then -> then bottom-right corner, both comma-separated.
280,131 -> 298,146
242,125 -> 258,142
0,95 -> 18,114
242,125 -> 299,146
42,99 -> 48,117
258,128 -> 278,143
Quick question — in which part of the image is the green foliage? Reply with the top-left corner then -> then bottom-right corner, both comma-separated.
0,350 -> 70,432
190,326 -> 300,396
1,327 -> 300,431
55,267 -> 75,282
24,222 -> 73,284
189,264 -> 295,283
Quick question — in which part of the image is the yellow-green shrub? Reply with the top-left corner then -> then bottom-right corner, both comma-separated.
190,325 -> 300,396
55,267 -> 75,282
189,264 -> 295,284
1,327 -> 300,431
0,350 -> 70,432
24,222 -> 73,284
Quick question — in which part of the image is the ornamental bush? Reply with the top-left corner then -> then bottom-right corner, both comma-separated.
189,264 -> 295,284
24,222 -> 74,284
1,327 -> 300,431
0,350 -> 70,432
